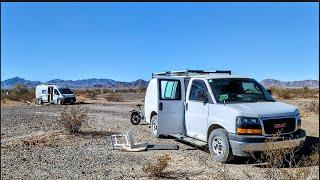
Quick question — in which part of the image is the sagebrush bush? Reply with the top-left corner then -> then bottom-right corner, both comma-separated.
143,154 -> 171,177
59,106 -> 88,134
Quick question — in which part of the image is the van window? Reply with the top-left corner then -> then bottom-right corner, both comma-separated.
189,80 -> 209,101
54,89 -> 60,95
160,80 -> 181,100
42,90 -> 47,94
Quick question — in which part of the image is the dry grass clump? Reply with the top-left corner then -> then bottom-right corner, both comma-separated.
248,135 -> 319,180
104,93 -> 123,102
59,106 -> 88,134
1,84 -> 34,102
143,154 -> 171,177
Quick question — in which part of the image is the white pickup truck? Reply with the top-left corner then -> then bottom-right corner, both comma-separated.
144,70 -> 306,163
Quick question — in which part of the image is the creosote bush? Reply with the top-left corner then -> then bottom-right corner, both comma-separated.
143,154 -> 171,177
59,106 -> 88,134
2,84 -> 34,102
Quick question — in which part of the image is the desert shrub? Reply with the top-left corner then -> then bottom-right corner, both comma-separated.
276,89 -> 292,99
104,93 -> 123,102
74,89 -> 87,96
85,89 -> 98,100
59,106 -> 88,134
305,100 -> 319,114
137,86 -> 147,93
143,154 -> 171,177
270,87 -> 319,99
102,88 -> 114,94
5,84 -> 34,102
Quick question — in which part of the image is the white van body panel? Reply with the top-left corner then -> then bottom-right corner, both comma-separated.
185,78 -> 210,141
208,104 -> 242,134
227,102 -> 297,118
144,79 -> 159,124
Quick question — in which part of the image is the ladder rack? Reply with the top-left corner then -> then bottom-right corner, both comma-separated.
152,69 -> 231,78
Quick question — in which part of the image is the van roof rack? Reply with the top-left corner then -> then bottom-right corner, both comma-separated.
152,69 -> 231,78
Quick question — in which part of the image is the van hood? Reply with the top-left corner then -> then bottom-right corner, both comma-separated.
227,102 -> 298,118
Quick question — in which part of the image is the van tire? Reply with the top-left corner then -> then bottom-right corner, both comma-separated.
37,99 -> 43,105
151,115 -> 159,138
208,128 -> 234,163
57,99 -> 62,105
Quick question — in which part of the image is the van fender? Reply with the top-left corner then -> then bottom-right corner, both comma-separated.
207,123 -> 226,141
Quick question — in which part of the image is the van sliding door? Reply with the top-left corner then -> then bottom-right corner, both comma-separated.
157,78 -> 185,135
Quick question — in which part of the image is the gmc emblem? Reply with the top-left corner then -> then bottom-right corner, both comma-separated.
274,123 -> 287,129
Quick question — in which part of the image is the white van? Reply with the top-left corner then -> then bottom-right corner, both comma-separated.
144,70 -> 306,162
35,84 -> 76,105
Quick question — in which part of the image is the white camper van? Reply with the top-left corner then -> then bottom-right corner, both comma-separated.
144,70 -> 306,163
35,84 -> 76,105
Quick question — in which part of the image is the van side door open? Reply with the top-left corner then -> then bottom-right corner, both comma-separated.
53,89 -> 60,103
157,78 -> 185,135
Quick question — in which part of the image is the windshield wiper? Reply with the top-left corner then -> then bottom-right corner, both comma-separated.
224,97 -> 252,103
254,97 -> 275,102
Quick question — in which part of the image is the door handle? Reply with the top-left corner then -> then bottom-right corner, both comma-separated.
159,102 -> 163,111
185,102 -> 188,111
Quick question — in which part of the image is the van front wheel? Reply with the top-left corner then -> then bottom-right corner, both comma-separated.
208,128 -> 234,163
151,115 -> 159,138
57,99 -> 63,105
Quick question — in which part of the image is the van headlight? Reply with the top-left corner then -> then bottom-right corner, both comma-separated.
296,113 -> 301,130
236,116 -> 262,135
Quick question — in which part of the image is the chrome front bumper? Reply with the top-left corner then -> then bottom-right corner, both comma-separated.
228,129 -> 306,156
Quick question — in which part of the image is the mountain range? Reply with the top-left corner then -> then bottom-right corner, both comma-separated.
1,77 -> 319,89
260,79 -> 319,88
1,77 -> 149,89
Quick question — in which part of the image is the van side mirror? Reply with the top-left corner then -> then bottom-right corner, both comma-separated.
267,89 -> 272,95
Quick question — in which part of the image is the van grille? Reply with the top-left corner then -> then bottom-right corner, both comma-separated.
263,118 -> 296,135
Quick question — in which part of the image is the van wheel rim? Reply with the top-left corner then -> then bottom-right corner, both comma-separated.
152,119 -> 157,135
212,137 -> 224,155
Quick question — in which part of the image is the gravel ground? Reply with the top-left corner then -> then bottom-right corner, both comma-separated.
1,95 -> 319,179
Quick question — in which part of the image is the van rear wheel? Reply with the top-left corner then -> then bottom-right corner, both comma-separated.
151,115 -> 159,138
208,128 -> 234,163
37,99 -> 43,105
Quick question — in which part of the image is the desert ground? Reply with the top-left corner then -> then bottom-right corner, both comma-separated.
1,93 -> 319,179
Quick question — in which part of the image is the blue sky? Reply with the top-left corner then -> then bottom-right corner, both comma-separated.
1,2 -> 319,82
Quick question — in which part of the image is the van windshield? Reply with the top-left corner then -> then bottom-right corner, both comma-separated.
208,78 -> 274,103
58,88 -> 73,94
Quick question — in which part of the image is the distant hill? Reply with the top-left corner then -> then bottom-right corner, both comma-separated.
1,77 -> 149,89
260,79 -> 319,88
1,77 -> 42,89
2,77 -> 318,89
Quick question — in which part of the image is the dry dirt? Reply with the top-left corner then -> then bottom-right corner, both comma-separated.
1,93 -> 319,179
